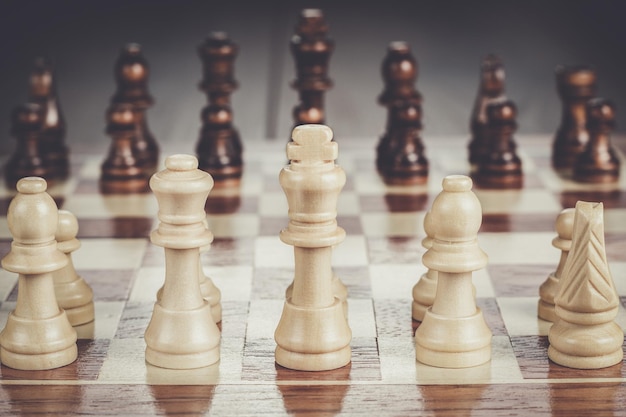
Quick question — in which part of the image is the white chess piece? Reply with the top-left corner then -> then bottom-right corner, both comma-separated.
538,208 -> 574,322
548,201 -> 623,369
415,175 -> 491,368
274,124 -> 352,371
412,211 -> 437,321
144,155 -> 220,369
0,177 -> 77,370
53,210 -> 95,326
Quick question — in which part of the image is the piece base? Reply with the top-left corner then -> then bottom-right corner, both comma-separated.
548,345 -> 623,370
0,344 -> 78,371
275,345 -> 351,371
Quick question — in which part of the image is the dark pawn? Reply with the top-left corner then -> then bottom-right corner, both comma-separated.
4,103 -> 50,188
100,103 -> 149,194
28,57 -> 69,180
468,54 -> 506,168
475,100 -> 523,189
573,98 -> 620,183
378,42 -> 421,107
111,44 -> 159,173
290,9 -> 334,131
196,32 -> 243,188
552,65 -> 597,171
376,42 -> 427,185
376,102 -> 428,185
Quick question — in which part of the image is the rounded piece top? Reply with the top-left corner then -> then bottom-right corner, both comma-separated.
442,175 -> 473,193
165,154 -> 199,171
556,207 -> 576,240
8,177 -> 59,245
288,124 -> 337,163
16,177 -> 47,194
388,41 -> 410,54
56,210 -> 79,242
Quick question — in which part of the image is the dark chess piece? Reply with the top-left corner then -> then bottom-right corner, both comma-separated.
573,98 -> 620,183
4,103 -> 49,188
474,99 -> 523,189
100,103 -> 150,194
196,31 -> 243,188
290,9 -> 334,132
552,65 -> 597,172
376,42 -> 427,185
28,57 -> 69,180
111,43 -> 159,174
468,54 -> 506,168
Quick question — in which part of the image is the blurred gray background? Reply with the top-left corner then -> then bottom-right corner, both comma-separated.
1,0 -> 625,155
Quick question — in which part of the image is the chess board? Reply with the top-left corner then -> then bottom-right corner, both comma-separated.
0,135 -> 625,416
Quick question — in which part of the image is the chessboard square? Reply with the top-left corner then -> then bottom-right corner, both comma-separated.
354,171 -> 387,196
611,263 -> 626,295
414,335 -> 524,384
479,232 -> 555,265
128,267 -> 164,303
78,157 -> 102,180
0,301 -> 16,330
361,212 -> 426,237
75,301 -> 125,339
334,236 -> 368,266
374,299 -> 414,339
80,270 -> 136,301
114,302 -> 153,339
489,264 -> 557,297
239,174 -> 264,197
206,214 -> 260,238
62,194 -> 158,219
251,267 -> 293,299
74,238 -> 147,270
377,336 -> 418,382
258,216 -> 288,236
220,301 -> 249,340
0,217 -> 9,239
254,236 -> 291,268
367,237 -> 423,265
498,296 -> 552,336
474,189 -> 562,214
473,268 -> 495,297
246,299 -> 283,339
209,265 -> 253,301
97,338 -> 147,382
0,339 -> 110,381
77,218 -> 154,238
369,264 -> 424,300
606,209 -> 626,233
0,269 -> 17,302
206,237 -> 255,267
258,192 -> 287,216
347,298 -> 377,338
335,266 -> 371,299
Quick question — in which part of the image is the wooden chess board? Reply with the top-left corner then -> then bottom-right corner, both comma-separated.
0,135 -> 625,416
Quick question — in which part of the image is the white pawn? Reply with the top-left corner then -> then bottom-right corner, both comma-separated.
274,125 -> 352,371
0,177 -> 77,370
538,208 -> 575,322
412,211 -> 437,321
53,210 -> 95,326
548,201 -> 623,369
415,175 -> 491,368
144,155 -> 220,369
